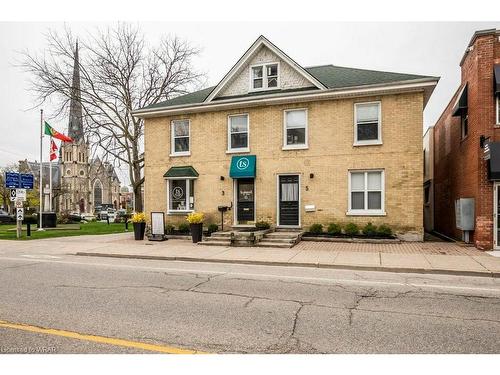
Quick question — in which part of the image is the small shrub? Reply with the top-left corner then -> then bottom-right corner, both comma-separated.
178,223 -> 190,233
344,223 -> 359,237
207,223 -> 219,234
362,222 -> 378,236
165,224 -> 175,234
309,223 -> 323,234
327,222 -> 342,236
377,224 -> 393,237
255,221 -> 270,230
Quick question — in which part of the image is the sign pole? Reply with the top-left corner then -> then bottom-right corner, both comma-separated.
38,109 -> 44,231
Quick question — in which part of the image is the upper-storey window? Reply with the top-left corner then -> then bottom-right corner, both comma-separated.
283,109 -> 308,149
228,114 -> 249,152
354,102 -> 382,146
497,95 -> 500,125
171,120 -> 190,156
251,63 -> 279,91
461,114 -> 468,139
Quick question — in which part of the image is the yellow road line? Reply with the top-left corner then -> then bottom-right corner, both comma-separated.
0,319 -> 206,354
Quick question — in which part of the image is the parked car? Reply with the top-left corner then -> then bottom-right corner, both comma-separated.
106,209 -> 117,222
0,209 -> 15,224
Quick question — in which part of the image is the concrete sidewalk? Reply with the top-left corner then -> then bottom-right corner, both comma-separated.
40,233 -> 500,278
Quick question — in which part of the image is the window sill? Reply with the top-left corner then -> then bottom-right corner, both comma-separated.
226,148 -> 250,154
169,152 -> 191,157
282,145 -> 308,151
346,210 -> 386,217
353,141 -> 383,147
167,210 -> 194,215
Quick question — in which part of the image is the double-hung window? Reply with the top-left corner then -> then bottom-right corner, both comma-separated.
348,170 -> 385,215
461,114 -> 468,139
228,114 -> 249,152
354,102 -> 382,145
283,109 -> 308,149
251,63 -> 279,90
171,120 -> 190,156
168,179 -> 194,213
496,95 -> 500,125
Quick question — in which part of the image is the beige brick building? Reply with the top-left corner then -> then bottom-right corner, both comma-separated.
135,36 -> 439,241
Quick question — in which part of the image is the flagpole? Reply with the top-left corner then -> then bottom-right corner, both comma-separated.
38,109 -> 44,231
49,136 -> 53,212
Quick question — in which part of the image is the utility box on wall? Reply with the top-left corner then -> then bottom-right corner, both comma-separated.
455,198 -> 475,231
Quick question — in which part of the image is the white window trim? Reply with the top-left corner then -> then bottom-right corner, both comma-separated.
347,169 -> 386,216
227,113 -> 250,153
496,95 -> 500,125
170,119 -> 191,157
165,177 -> 196,215
353,101 -> 382,146
249,62 -> 280,92
282,108 -> 309,150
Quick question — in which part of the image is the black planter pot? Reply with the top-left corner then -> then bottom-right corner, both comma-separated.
190,223 -> 203,243
133,222 -> 146,240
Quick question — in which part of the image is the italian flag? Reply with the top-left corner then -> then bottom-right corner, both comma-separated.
44,121 -> 73,142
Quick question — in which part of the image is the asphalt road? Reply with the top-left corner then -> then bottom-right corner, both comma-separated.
0,251 -> 499,353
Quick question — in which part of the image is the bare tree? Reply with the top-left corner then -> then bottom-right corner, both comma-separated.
19,23 -> 204,211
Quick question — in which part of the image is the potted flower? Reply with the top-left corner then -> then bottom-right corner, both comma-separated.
186,212 -> 204,243
131,212 -> 146,240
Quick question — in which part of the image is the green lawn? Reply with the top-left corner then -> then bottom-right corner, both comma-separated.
0,222 -> 130,240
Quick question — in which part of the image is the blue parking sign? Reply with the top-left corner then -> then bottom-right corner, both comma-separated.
5,172 -> 20,188
20,174 -> 34,189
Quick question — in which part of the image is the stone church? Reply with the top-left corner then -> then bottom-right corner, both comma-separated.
20,42 -> 121,214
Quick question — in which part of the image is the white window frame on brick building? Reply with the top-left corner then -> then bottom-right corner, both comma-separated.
170,119 -> 191,157
283,108 -> 308,150
249,62 -> 280,91
166,178 -> 195,214
227,114 -> 250,153
347,169 -> 386,216
354,101 -> 382,146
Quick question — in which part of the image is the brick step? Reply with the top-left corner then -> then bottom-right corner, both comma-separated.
198,240 -> 231,246
255,241 -> 295,248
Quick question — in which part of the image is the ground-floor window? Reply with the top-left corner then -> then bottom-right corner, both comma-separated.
348,170 -> 385,215
168,179 -> 194,213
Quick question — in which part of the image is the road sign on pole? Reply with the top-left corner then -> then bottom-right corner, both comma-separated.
20,173 -> 34,189
16,208 -> 24,221
9,189 -> 17,202
16,189 -> 26,201
15,199 -> 23,208
5,172 -> 20,188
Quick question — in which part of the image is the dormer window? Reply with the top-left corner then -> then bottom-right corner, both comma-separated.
250,63 -> 279,91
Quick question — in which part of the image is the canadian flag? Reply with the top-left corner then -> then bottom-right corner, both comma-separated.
49,139 -> 58,161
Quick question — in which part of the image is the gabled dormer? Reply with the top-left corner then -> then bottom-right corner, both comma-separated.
205,35 -> 326,101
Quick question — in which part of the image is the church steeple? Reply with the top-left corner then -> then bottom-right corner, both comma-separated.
68,40 -> 84,143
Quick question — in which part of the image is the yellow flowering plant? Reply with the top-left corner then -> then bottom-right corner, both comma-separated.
186,212 -> 204,224
131,212 -> 146,223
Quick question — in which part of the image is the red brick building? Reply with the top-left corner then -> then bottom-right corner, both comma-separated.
433,29 -> 500,250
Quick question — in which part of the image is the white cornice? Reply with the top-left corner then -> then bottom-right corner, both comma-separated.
133,79 -> 439,119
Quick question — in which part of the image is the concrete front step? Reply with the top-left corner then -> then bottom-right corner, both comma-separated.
198,240 -> 231,246
265,232 -> 301,239
261,237 -> 296,243
255,241 -> 294,248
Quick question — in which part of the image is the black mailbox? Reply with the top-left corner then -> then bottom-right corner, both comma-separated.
218,205 -> 229,212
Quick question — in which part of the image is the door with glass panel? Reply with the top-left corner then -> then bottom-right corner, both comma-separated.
236,179 -> 255,224
279,175 -> 300,226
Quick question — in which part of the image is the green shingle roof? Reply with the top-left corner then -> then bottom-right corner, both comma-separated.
140,65 -> 436,111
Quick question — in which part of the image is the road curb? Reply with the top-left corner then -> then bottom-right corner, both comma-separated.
74,252 -> 500,278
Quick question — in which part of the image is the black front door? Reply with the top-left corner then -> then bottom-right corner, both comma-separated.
279,175 -> 299,226
237,178 -> 255,223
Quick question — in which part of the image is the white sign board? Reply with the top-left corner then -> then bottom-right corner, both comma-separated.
151,212 -> 165,236
16,188 -> 26,201
15,199 -> 23,208
16,208 -> 24,221
9,188 -> 16,201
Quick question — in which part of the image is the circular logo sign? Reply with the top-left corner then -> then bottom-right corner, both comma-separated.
236,158 -> 250,170
172,186 -> 184,199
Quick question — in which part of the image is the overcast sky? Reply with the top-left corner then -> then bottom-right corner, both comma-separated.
1,21 -> 498,185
